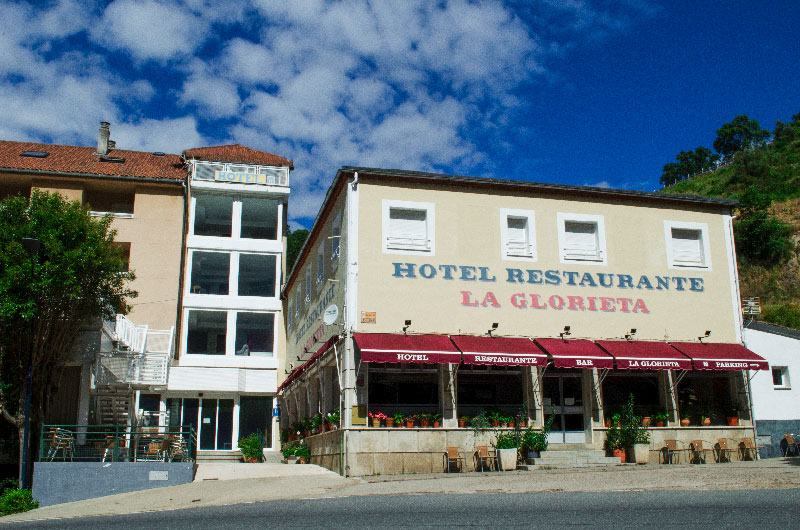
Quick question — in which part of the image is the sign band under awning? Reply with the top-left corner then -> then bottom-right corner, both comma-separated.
353,333 -> 461,364
668,341 -> 768,371
451,335 -> 546,366
595,340 -> 693,370
533,338 -> 614,369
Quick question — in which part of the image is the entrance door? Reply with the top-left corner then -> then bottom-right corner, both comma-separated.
199,398 -> 234,450
543,374 -> 585,444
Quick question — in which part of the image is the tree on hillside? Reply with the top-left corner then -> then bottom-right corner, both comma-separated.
286,228 -> 309,272
772,111 -> 800,149
660,146 -> 719,187
733,186 -> 794,264
0,191 -> 134,485
713,115 -> 770,157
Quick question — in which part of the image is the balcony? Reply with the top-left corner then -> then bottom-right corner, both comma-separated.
95,315 -> 174,387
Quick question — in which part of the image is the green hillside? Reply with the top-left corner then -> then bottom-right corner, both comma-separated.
661,113 -> 800,329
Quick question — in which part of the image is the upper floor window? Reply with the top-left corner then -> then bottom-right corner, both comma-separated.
500,209 -> 536,261
192,193 -> 279,240
190,251 -> 230,295
331,213 -> 342,267
305,267 -> 312,302
295,286 -> 302,317
238,253 -> 277,297
664,221 -> 711,270
382,200 -> 435,254
188,250 -> 277,297
557,213 -> 606,265
85,189 -> 134,218
316,245 -> 325,288
185,309 -> 275,357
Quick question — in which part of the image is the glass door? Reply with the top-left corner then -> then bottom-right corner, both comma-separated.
543,374 -> 586,444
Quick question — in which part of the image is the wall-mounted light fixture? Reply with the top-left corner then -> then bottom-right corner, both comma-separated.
560,325 -> 571,339
402,319 -> 412,333
625,328 -> 637,341
487,322 -> 499,336
698,330 -> 711,342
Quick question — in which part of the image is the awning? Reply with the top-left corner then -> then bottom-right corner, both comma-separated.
596,340 -> 692,370
669,341 -> 769,371
534,338 -> 614,369
450,335 -> 547,366
278,335 -> 340,392
353,333 -> 461,364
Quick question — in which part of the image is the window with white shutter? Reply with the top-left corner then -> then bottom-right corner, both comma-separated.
500,209 -> 536,260
664,221 -> 711,270
382,200 -> 435,254
557,213 -> 607,265
316,245 -> 325,289
331,213 -> 341,268
305,268 -> 312,302
295,286 -> 302,316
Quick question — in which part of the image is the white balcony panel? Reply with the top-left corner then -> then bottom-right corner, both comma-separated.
167,366 -> 277,393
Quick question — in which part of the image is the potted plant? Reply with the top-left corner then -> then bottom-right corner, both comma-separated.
294,442 -> 311,464
652,410 -> 669,427
493,431 -> 518,471
488,410 -> 503,428
458,416 -> 470,428
311,413 -> 324,433
326,408 -> 340,430
238,432 -> 265,463
368,410 -> 386,427
419,413 -> 430,428
520,415 -> 553,460
722,399 -> 739,426
605,425 -> 626,463
431,412 -> 443,428
393,412 -> 404,427
281,442 -> 297,462
405,414 -> 416,428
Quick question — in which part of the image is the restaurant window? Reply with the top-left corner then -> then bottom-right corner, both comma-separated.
602,373 -> 661,417
664,221 -> 711,270
190,251 -> 230,295
0,185 -> 31,201
500,209 -> 536,260
773,366 -> 790,389
677,372 -> 736,425
457,367 -> 523,417
382,200 -> 434,254
186,310 -> 227,355
237,253 -> 276,297
234,312 -> 275,356
138,394 -> 161,427
558,213 -> 606,264
193,194 -> 233,237
368,366 -> 439,415
84,189 -> 134,217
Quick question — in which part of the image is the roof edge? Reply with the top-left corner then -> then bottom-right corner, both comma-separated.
0,166 -> 186,184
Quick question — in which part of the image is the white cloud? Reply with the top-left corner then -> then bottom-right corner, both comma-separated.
113,116 -> 205,153
93,0 -> 209,62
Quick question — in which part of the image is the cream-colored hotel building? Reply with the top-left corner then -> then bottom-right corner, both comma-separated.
281,167 -> 767,476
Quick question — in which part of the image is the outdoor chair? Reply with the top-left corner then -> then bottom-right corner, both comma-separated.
102,435 -> 127,462
167,436 -> 189,462
781,434 -> 800,457
660,439 -> 685,464
443,446 -> 465,473
46,427 -> 75,461
714,438 -> 735,463
688,440 -> 713,464
738,437 -> 762,461
473,445 -> 498,472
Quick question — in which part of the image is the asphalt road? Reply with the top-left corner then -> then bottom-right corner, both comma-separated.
3,490 -> 793,529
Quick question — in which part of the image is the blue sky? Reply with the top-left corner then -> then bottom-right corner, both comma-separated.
2,1 -> 798,228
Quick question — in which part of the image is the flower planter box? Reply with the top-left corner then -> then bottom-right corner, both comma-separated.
633,443 -> 649,464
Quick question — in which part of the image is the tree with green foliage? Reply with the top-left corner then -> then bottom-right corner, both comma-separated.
0,191 -> 134,485
286,228 -> 309,271
660,146 -> 719,187
733,186 -> 794,264
772,111 -> 800,149
713,115 -> 770,157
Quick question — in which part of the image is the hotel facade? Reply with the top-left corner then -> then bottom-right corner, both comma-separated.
279,167 -> 768,476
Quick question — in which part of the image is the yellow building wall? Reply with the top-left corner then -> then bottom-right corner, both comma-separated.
355,181 -> 739,343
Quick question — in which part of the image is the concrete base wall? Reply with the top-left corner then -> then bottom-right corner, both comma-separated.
755,420 -> 800,458
32,462 -> 196,506
307,425 -> 758,475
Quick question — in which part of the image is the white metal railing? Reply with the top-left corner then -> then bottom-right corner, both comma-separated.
115,314 -> 147,353
96,352 -> 169,386
192,161 -> 289,187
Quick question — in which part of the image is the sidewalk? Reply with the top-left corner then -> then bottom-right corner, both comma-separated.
3,459 -> 800,523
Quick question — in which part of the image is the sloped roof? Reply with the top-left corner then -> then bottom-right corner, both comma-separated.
182,144 -> 293,168
0,140 -> 185,181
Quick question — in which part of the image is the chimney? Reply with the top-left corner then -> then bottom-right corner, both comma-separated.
107,140 -> 116,151
97,121 -> 110,155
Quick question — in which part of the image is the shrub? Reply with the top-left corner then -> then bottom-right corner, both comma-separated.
0,488 -> 38,516
493,432 -> 518,450
762,303 -> 800,329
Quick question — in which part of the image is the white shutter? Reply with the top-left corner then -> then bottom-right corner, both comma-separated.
671,228 -> 703,265
563,221 -> 601,260
506,216 -> 532,257
331,213 -> 341,264
317,247 -> 324,284
386,208 -> 429,250
305,268 -> 312,301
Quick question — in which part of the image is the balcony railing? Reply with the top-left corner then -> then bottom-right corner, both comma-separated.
39,424 -> 196,463
96,352 -> 169,386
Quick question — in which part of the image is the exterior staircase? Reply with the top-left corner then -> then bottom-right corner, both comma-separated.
519,447 -> 623,469
197,450 -> 243,463
94,389 -> 132,425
